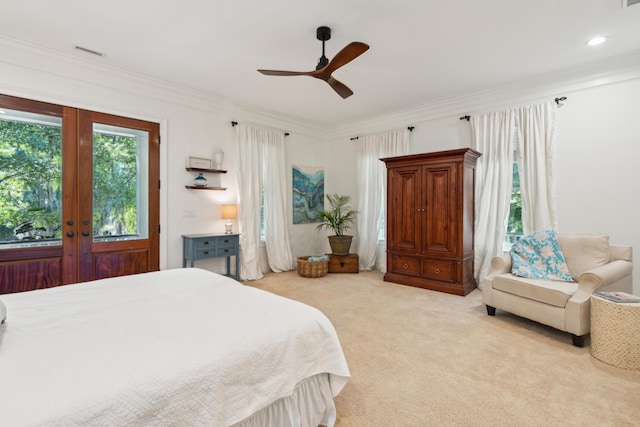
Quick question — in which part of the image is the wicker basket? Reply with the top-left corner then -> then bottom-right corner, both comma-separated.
297,256 -> 329,278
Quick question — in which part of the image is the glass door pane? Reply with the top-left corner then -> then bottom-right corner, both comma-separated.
0,107 -> 62,247
92,123 -> 149,242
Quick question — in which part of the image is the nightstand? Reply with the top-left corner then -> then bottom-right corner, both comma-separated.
182,233 -> 240,280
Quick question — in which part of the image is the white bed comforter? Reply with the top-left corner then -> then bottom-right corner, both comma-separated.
0,268 -> 350,426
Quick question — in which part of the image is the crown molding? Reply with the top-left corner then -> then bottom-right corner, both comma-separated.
2,35 -> 639,142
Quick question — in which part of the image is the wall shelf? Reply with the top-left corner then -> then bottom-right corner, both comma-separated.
185,186 -> 227,191
186,167 -> 227,174
185,167 -> 227,190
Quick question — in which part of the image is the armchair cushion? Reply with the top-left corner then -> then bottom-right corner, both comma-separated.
510,230 -> 573,282
557,234 -> 610,281
493,274 -> 578,308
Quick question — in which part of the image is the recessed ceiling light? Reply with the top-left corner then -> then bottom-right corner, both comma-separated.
587,36 -> 606,46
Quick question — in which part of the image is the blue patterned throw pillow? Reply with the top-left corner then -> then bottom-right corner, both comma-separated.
510,230 -> 574,282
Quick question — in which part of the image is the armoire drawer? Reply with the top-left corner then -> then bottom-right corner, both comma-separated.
390,255 -> 421,277
422,259 -> 455,282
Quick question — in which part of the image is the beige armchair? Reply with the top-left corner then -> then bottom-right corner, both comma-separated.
482,234 -> 633,347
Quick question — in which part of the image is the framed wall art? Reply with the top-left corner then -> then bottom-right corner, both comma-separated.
292,165 -> 324,224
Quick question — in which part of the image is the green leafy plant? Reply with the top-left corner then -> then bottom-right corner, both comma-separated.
316,193 -> 358,236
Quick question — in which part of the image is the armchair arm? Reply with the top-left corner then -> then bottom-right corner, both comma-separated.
490,254 -> 512,274
571,260 -> 633,303
566,260 -> 633,336
480,254 -> 512,291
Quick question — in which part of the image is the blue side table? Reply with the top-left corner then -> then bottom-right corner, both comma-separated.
182,233 -> 240,280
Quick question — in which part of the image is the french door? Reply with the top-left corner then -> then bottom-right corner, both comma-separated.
0,94 -> 159,293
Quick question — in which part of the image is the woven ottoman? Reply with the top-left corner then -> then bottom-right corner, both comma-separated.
590,294 -> 640,370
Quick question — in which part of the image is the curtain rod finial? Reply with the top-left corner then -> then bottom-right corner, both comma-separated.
460,115 -> 470,121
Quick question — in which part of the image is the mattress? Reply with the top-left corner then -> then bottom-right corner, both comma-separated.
0,268 -> 350,426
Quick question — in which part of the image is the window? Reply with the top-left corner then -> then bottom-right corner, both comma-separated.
503,130 -> 523,252
0,107 -> 63,245
92,124 -> 149,241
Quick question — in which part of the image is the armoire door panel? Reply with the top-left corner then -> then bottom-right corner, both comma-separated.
388,167 -> 421,251
423,164 -> 457,256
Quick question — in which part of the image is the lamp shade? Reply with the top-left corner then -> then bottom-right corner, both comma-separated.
221,204 -> 237,220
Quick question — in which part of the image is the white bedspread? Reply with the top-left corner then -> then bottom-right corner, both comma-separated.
0,268 -> 350,426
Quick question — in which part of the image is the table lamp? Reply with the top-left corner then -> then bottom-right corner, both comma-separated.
221,204 -> 237,234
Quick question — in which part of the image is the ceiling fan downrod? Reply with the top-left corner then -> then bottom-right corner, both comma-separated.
316,26 -> 331,70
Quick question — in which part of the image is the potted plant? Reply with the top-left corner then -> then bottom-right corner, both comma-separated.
316,193 -> 358,255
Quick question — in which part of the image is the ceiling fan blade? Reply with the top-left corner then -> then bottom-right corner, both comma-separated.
321,42 -> 369,75
325,76 -> 354,99
257,69 -> 313,76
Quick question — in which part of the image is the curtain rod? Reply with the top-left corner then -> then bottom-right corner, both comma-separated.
350,126 -> 415,141
458,96 -> 568,121
231,121 -> 289,136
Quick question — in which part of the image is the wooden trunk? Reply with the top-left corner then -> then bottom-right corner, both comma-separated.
381,148 -> 480,296
327,253 -> 359,274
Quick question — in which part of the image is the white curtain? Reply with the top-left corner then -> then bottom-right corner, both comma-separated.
356,128 -> 410,271
236,124 -> 293,280
262,132 -> 295,273
517,102 -> 558,233
471,110 -> 516,286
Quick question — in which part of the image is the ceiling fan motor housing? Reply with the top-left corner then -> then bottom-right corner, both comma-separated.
316,26 -> 331,41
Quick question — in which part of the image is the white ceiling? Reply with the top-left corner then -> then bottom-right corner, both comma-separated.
1,1 -> 639,127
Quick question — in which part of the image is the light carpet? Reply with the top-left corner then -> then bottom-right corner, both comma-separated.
244,270 -> 640,426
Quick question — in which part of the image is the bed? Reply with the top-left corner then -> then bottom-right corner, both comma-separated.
0,268 -> 350,426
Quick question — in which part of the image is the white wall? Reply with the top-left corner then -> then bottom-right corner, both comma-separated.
2,37 -> 639,293
329,75 -> 640,293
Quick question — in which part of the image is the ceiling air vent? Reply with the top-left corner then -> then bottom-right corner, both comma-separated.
74,45 -> 104,57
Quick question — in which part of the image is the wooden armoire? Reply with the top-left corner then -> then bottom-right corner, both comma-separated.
381,148 -> 481,296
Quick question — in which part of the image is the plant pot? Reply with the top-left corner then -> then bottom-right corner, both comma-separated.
328,235 -> 353,256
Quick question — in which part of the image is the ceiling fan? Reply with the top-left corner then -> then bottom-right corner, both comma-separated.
257,26 -> 369,99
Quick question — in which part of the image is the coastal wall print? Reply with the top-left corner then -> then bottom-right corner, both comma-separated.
292,165 -> 324,224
